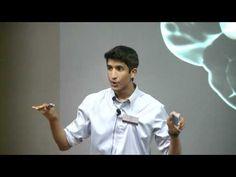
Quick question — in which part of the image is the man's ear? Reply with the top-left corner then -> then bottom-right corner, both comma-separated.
131,68 -> 137,80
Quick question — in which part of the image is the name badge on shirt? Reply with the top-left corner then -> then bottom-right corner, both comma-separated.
122,114 -> 139,125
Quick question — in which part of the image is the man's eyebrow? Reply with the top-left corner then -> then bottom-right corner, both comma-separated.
107,64 -> 124,67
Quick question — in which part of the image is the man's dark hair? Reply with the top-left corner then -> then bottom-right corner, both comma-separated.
104,45 -> 139,72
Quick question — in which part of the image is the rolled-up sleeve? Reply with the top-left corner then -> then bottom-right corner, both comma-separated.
153,105 -> 170,155
64,98 -> 91,147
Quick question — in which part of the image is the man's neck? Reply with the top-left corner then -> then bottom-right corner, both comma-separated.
115,83 -> 136,101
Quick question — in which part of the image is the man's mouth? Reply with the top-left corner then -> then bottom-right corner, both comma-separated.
111,81 -> 118,87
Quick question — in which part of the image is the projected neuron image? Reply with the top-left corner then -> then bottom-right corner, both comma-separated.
160,22 -> 236,110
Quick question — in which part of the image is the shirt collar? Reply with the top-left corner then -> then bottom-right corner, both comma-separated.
110,83 -> 141,104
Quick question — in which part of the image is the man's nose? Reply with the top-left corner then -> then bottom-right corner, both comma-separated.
111,69 -> 118,79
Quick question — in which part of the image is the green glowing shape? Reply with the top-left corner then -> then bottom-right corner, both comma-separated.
220,22 -> 236,40
160,22 -> 236,110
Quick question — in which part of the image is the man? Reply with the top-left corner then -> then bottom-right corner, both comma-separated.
32,45 -> 185,155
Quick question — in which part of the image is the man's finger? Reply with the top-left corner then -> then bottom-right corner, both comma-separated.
32,104 -> 47,110
178,117 -> 185,130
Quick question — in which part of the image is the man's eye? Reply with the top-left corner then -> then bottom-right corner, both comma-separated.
117,67 -> 123,71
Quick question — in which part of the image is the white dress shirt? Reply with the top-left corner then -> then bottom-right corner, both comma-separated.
64,86 -> 170,155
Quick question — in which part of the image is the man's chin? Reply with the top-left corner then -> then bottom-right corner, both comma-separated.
111,86 -> 120,92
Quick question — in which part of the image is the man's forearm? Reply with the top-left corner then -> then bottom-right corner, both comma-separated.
49,118 -> 71,151
168,136 -> 181,155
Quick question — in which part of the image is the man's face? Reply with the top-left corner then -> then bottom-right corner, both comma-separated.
107,59 -> 136,92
